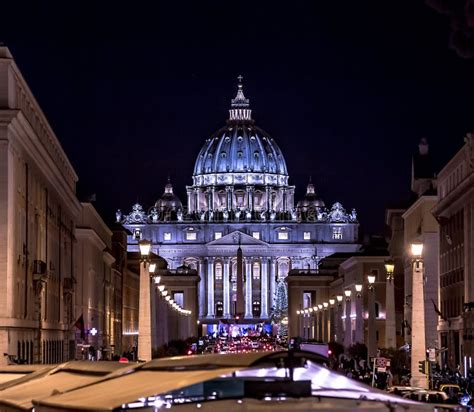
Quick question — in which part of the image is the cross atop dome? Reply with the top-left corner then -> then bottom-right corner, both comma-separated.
231,75 -> 250,108
229,75 -> 252,122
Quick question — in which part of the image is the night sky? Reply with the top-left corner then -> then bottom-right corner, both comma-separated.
1,1 -> 473,235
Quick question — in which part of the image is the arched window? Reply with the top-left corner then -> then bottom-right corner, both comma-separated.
215,301 -> 223,317
215,262 -> 223,280
252,301 -> 261,317
252,262 -> 260,280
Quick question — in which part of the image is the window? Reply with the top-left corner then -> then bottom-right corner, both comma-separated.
252,301 -> 261,317
173,292 -> 184,307
278,232 -> 288,240
163,232 -> 171,241
186,232 -> 197,241
133,228 -> 142,240
303,231 -> 311,240
252,262 -> 260,280
215,263 -> 223,280
332,227 -> 343,240
214,232 -> 222,240
215,301 -> 223,317
252,232 -> 260,240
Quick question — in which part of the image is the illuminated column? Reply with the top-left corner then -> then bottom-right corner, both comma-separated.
269,258 -> 276,309
206,258 -> 215,318
138,261 -> 152,361
244,257 -> 253,318
355,285 -> 364,344
187,188 -> 193,213
266,186 -> 271,211
207,187 -> 212,212
318,305 -> 324,341
198,258 -> 206,318
246,186 -> 254,212
336,295 -> 344,343
194,188 -> 200,212
223,257 -> 231,318
260,258 -> 269,318
410,243 -> 427,388
344,291 -> 352,347
226,186 -> 232,211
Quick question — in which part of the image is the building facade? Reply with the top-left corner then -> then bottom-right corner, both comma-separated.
433,133 -> 474,370
120,81 -> 361,335
0,47 -> 82,365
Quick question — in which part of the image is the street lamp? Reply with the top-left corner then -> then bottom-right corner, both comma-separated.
355,284 -> 363,298
344,289 -> 352,347
385,259 -> 396,349
410,241 -> 427,388
354,284 -> 364,343
336,295 -> 344,344
329,298 -> 335,306
336,295 -> 343,304
138,239 -> 153,361
367,273 -> 377,360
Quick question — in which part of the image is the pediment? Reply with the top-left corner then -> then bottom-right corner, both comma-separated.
207,230 -> 268,247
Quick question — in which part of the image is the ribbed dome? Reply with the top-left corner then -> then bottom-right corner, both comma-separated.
297,181 -> 325,211
155,180 -> 183,212
192,81 -> 289,187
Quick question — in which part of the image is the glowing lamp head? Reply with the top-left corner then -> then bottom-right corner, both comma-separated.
336,295 -> 343,302
367,274 -> 376,285
296,310 -> 300,315
411,242 -> 423,258
158,285 -> 165,292
165,295 -> 171,301
329,298 -> 335,306
318,304 -> 323,310
149,263 -> 157,273
384,259 -> 395,274
355,284 -> 363,293
304,309 -> 309,314
153,275 -> 161,284
309,307 -> 313,312
323,302 -> 328,308
344,289 -> 352,298
139,239 -> 151,257
161,290 -> 168,297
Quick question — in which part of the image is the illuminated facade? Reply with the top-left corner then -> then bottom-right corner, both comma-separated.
120,81 -> 361,332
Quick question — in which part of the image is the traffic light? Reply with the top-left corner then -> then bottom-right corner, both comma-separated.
418,360 -> 427,374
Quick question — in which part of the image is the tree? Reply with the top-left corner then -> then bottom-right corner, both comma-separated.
271,280 -> 288,341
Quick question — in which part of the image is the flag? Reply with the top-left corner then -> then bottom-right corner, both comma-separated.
74,314 -> 85,340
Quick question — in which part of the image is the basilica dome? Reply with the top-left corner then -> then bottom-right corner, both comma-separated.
192,82 -> 289,188
155,180 -> 183,212
297,181 -> 325,211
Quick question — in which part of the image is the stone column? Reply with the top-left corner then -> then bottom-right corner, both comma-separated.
345,298 -> 352,348
206,258 -> 215,318
329,306 -> 334,342
244,258 -> 253,318
186,188 -> 192,213
260,258 -> 268,318
207,188 -> 212,212
138,262 -> 152,361
226,186 -> 232,212
337,301 -> 344,343
411,259 -> 427,388
194,188 -> 200,213
269,258 -> 276,310
223,257 -> 231,318
198,258 -> 206,318
266,186 -> 271,211
385,276 -> 396,349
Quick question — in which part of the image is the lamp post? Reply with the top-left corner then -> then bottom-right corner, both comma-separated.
138,239 -> 153,361
318,303 -> 323,342
313,306 -> 319,340
410,242 -> 427,388
385,259 -> 396,349
329,298 -> 335,342
367,274 -> 377,360
323,302 -> 329,342
336,295 -> 343,343
344,289 -> 352,348
355,284 -> 364,343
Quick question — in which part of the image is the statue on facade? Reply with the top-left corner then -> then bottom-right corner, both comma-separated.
235,208 -> 241,220
223,208 -> 229,222
291,208 -> 297,221
115,209 -> 122,223
177,208 -> 183,222
200,210 -> 206,221
150,207 -> 159,223
270,209 -> 276,221
260,210 -> 266,221
350,208 -> 357,222
208,209 -> 214,221
245,209 -> 252,220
